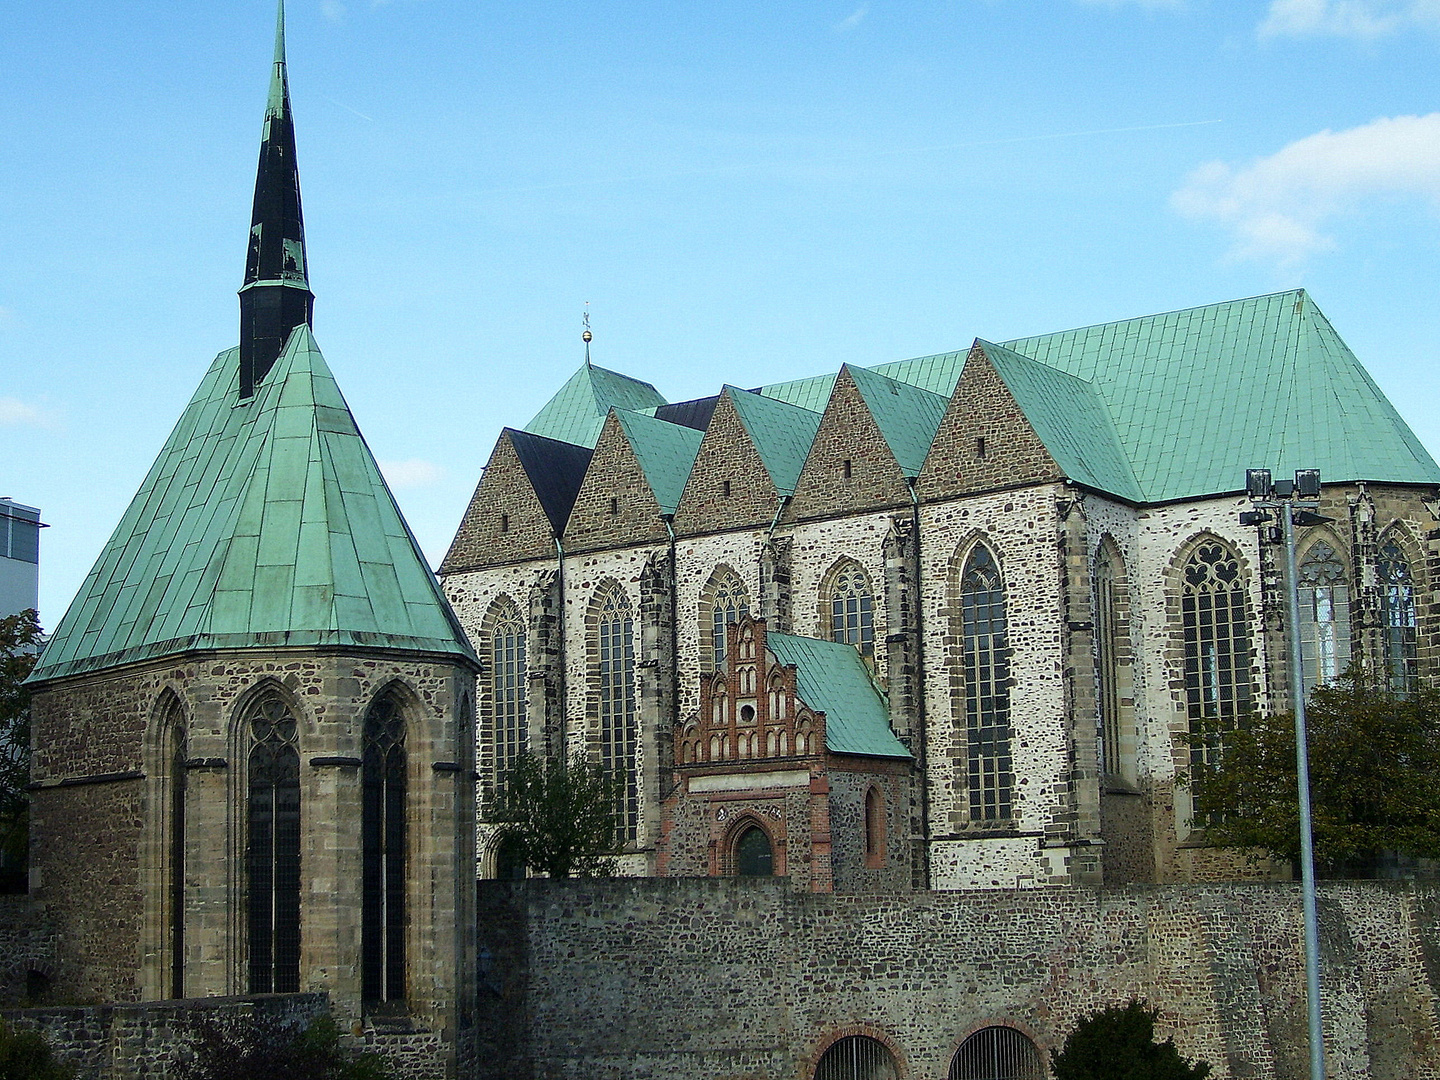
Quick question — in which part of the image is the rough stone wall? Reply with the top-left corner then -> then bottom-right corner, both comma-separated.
476,877 -> 1440,1080
672,391 -> 781,535
441,432 -> 556,574
0,895 -> 57,1006
562,414 -> 668,553
827,762 -> 911,894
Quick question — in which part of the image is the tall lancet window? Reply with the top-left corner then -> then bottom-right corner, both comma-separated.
702,567 -> 750,670
1379,536 -> 1418,696
1297,540 -> 1351,690
158,694 -> 187,1000
961,544 -> 1012,821
826,560 -> 875,658
595,585 -> 638,845
488,599 -> 527,797
246,693 -> 301,994
1181,540 -> 1253,767
1094,545 -> 1124,778
362,692 -> 406,1005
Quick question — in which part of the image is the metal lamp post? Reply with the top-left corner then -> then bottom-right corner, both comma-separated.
1241,467 -> 1328,1080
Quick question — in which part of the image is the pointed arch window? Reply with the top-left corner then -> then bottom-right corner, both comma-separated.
246,693 -> 301,995
596,586 -> 638,845
1182,540 -> 1253,767
1298,540 -> 1350,690
488,600 -> 528,797
734,824 -> 773,877
961,544 -> 1012,821
362,692 -> 406,1005
827,561 -> 875,658
157,694 -> 187,1000
1379,536 -> 1418,696
702,568 -> 750,671
864,786 -> 886,868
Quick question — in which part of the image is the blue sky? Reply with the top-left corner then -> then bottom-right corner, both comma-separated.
5,0 -> 1440,628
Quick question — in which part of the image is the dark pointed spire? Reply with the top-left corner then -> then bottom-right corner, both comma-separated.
239,0 -> 314,399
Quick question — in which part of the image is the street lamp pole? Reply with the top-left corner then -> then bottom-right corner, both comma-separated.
1242,467 -> 1326,1080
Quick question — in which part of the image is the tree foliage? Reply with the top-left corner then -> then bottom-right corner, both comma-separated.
0,1019 -> 75,1080
1052,1001 -> 1210,1080
487,751 -> 619,878
174,1015 -> 390,1080
0,609 -> 43,887
1188,669 -> 1440,870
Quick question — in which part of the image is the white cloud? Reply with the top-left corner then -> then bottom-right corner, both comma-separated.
833,5 -> 868,31
0,397 -> 46,427
321,0 -> 346,22
1171,113 -> 1440,265
1258,0 -> 1440,39
380,458 -> 445,490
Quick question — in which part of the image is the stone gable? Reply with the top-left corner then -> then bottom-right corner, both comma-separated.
672,391 -> 781,536
563,413 -> 670,552
442,431 -> 559,573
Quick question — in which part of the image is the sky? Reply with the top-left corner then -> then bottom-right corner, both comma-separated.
4,0 -> 1440,630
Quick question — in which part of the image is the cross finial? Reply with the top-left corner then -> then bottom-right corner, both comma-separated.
582,303 -> 592,366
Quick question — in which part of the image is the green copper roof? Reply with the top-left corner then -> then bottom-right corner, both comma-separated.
525,363 -> 666,448
724,387 -> 822,496
998,290 -> 1440,502
846,364 -> 949,478
757,373 -> 837,412
31,328 -> 474,683
613,409 -> 704,514
872,349 -> 968,397
766,632 -> 910,759
977,341 -> 1144,503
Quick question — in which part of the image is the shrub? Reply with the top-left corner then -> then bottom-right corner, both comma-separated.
1052,1001 -> 1210,1080
174,1014 -> 390,1080
0,1020 -> 75,1080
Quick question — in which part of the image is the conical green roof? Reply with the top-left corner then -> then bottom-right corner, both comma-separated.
31,328 -> 474,683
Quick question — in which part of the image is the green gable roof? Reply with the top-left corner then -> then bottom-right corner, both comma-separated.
613,409 -> 704,514
757,373 -> 837,412
724,387 -> 822,496
32,327 -> 475,683
846,364 -> 949,478
766,632 -> 910,759
525,362 -> 666,448
872,349 -> 968,398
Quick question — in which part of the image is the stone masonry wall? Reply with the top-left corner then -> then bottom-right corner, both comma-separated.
0,895 -> 57,1006
476,877 -> 1440,1080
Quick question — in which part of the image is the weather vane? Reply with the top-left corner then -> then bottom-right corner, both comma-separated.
582,303 -> 592,365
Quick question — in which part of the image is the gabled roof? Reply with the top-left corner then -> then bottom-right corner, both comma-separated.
976,341 -> 1143,503
845,365 -> 949,478
612,409 -> 704,514
31,328 -> 475,683
766,632 -> 910,759
508,429 -> 593,534
872,349 -> 968,398
725,387 -> 822,496
524,362 -> 666,448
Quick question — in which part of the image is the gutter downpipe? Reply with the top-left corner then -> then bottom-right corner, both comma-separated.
907,477 -> 931,891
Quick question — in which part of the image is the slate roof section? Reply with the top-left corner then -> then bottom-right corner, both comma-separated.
766,632 -> 911,759
846,364 -> 950,478
725,387 -> 823,496
31,327 -> 475,683
508,429 -> 594,534
524,362 -> 667,448
612,409 -> 704,515
651,396 -> 720,431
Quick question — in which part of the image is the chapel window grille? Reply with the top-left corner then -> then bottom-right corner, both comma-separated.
246,694 -> 301,995
962,545 -> 1012,821
814,1036 -> 899,1080
597,587 -> 639,845
828,562 -> 875,658
1379,538 -> 1418,696
1297,540 -> 1350,691
489,603 -> 528,797
1094,546 -> 1123,778
362,693 -> 406,1005
949,1026 -> 1045,1080
1182,541 -> 1253,767
704,569 -> 751,671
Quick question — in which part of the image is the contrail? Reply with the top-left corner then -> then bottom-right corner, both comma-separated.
323,95 -> 375,122
476,119 -> 1224,195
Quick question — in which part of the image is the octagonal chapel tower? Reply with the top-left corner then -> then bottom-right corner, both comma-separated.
25,5 -> 478,1070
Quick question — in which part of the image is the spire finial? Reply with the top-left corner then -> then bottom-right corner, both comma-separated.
582,303 -> 593,367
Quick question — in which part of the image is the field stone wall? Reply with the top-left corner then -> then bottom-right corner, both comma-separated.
477,877 -> 1440,1080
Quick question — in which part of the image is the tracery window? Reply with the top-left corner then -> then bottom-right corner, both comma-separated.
1094,544 -> 1124,778
1181,540 -> 1253,767
961,544 -> 1012,821
1379,536 -> 1418,696
596,585 -> 639,845
246,693 -> 301,995
826,560 -> 875,658
815,1036 -> 899,1080
950,1027 -> 1045,1080
488,599 -> 527,796
1297,540 -> 1350,691
362,692 -> 406,1005
702,567 -> 750,670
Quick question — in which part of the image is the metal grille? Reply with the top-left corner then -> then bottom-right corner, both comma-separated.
1379,539 -> 1417,696
708,570 -> 751,670
1182,541 -> 1253,768
815,1036 -> 899,1080
962,545 -> 1012,821
829,562 -> 875,658
1094,548 -> 1122,777
597,588 -> 638,845
362,694 -> 406,1005
490,605 -> 528,797
1297,540 -> 1350,690
949,1026 -> 1045,1080
247,695 -> 301,994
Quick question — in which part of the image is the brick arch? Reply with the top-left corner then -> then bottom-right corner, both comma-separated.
946,1018 -> 1048,1080
699,564 -> 752,672
803,1023 -> 909,1080
718,812 -> 782,877
818,556 -> 876,658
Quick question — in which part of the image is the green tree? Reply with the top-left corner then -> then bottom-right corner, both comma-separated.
0,1019 -> 76,1080
0,609 -> 43,890
1052,1001 -> 1210,1080
1187,669 -> 1440,871
175,1015 -> 390,1080
487,752 -> 619,878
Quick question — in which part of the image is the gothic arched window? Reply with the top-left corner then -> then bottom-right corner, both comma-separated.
245,692 -> 301,994
1094,544 -> 1124,778
362,691 -> 406,1005
864,786 -> 885,868
487,598 -> 527,798
950,1027 -> 1045,1080
815,1036 -> 899,1080
825,560 -> 875,658
701,567 -> 750,670
1379,535 -> 1418,695
961,544 -> 1012,821
735,824 -> 773,877
595,584 -> 638,845
155,693 -> 187,1000
1298,539 -> 1350,690
1181,540 -> 1253,767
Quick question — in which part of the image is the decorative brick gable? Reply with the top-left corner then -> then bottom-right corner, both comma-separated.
563,412 -> 669,552
442,431 -> 558,573
673,391 -> 781,536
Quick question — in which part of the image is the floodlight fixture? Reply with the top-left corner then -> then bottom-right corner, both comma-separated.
1246,468 -> 1272,500
1239,510 -> 1269,526
1295,469 -> 1321,498
1274,478 -> 1295,498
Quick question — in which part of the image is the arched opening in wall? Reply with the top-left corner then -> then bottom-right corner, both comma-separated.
593,582 -> 639,846
949,1026 -> 1044,1080
864,786 -> 885,868
362,690 -> 407,1007
814,1035 -> 899,1080
734,823 -> 773,877
1297,536 -> 1350,691
153,692 -> 187,999
1094,540 -> 1134,783
701,566 -> 751,671
244,691 -> 301,994
1179,538 -> 1252,770
959,542 -> 1012,821
484,597 -> 528,807
1378,529 -> 1418,696
495,833 -> 527,881
823,559 -> 876,659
